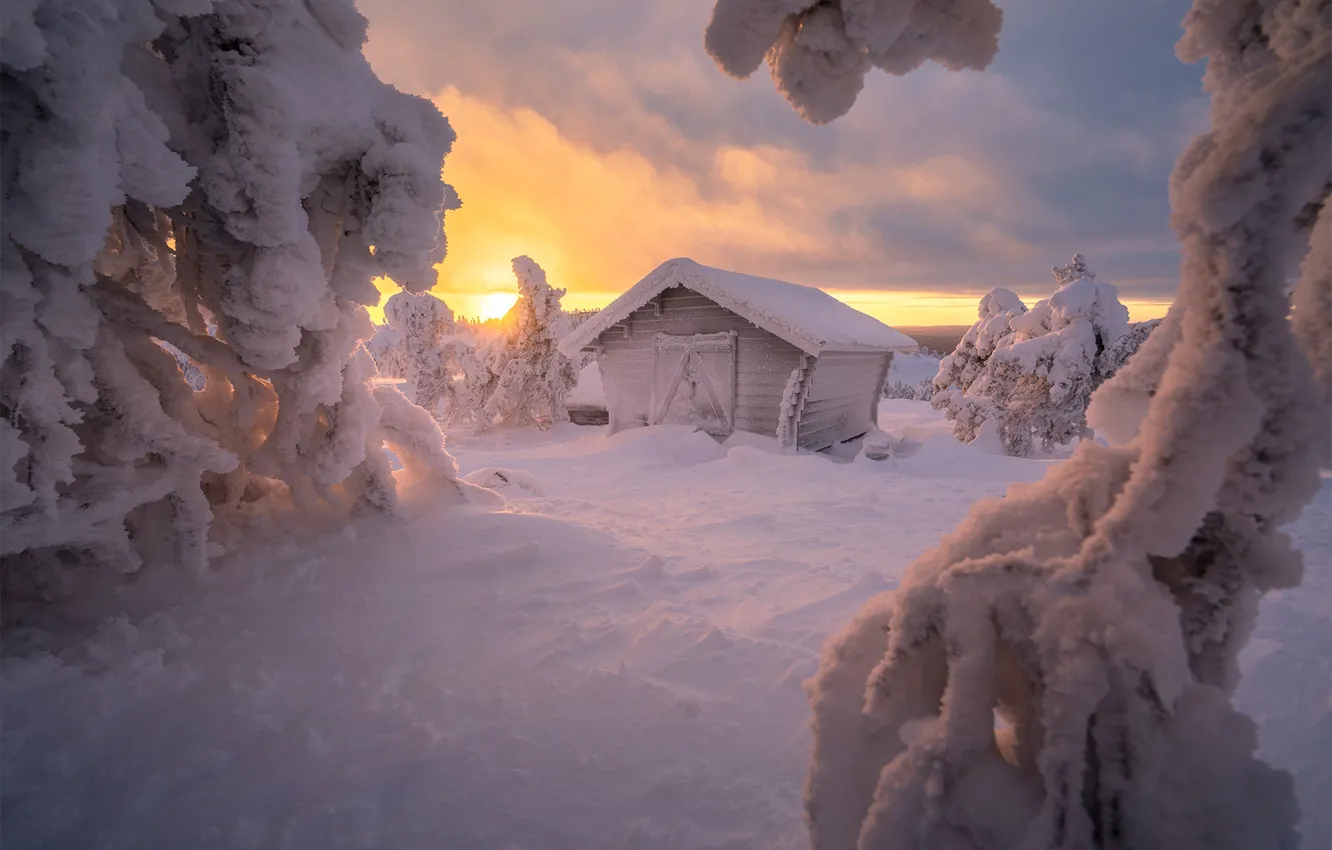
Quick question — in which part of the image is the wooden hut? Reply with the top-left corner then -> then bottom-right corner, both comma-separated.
558,258 -> 916,451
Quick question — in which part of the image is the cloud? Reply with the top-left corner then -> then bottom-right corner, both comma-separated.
359,0 -> 1203,323
423,86 -> 1063,315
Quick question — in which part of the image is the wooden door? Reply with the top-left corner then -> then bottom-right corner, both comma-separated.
651,332 -> 736,436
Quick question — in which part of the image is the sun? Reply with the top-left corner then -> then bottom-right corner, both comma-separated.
477,291 -> 519,321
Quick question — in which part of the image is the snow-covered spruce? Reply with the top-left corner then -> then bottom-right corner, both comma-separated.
1,0 -> 463,592
473,257 -> 579,431
703,0 -> 1003,124
930,286 -> 1028,446
366,289 -> 485,424
930,258 -> 1153,457
702,0 -> 1332,845
980,269 -> 1129,456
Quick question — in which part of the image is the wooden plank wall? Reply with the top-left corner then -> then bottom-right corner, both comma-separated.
797,350 -> 893,451
595,286 -> 803,437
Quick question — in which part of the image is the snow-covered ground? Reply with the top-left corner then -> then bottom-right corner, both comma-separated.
3,401 -> 1328,850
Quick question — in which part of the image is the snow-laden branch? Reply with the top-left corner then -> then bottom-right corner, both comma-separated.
704,0 -> 1003,123
703,0 -> 1332,845
2,0 -> 466,593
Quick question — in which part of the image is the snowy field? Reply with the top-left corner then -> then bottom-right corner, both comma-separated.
3,401 -> 1328,850
885,351 -> 943,388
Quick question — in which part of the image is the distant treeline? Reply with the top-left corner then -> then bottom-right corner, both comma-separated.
895,326 -> 970,357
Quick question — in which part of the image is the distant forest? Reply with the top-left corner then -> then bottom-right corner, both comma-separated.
895,326 -> 970,356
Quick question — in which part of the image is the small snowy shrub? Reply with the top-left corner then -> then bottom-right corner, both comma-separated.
913,376 -> 933,402
708,1 -> 1331,847
881,377 -> 936,402
475,257 -> 579,430
881,380 -> 919,400
439,341 -> 493,429
1,0 -> 463,590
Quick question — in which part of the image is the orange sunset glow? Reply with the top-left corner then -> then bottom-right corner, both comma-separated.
365,87 -> 1174,328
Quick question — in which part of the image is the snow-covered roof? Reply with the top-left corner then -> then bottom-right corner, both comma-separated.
558,258 -> 917,358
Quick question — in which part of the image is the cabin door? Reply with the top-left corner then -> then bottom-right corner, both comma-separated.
651,332 -> 736,436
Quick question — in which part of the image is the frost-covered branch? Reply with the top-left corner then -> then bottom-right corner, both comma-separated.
706,0 -> 1332,845
2,0 -> 466,594
704,0 -> 1003,123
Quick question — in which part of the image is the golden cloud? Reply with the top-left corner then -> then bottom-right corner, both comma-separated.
368,87 -> 1163,327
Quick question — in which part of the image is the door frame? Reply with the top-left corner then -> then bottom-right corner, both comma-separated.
649,331 -> 737,435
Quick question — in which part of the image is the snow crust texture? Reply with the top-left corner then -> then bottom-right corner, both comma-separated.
1,0 -> 463,590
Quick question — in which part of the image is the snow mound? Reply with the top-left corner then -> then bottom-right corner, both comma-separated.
722,431 -> 786,455
463,467 -> 544,495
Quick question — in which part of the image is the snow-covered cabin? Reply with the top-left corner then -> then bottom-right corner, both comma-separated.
558,258 -> 916,451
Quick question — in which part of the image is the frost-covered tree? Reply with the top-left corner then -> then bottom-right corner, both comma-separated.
932,261 -> 1132,456
709,0 -> 1331,847
368,290 -> 458,416
985,271 -> 1130,455
913,376 -> 933,402
476,257 -> 579,430
2,0 -> 464,592
444,342 -> 494,428
930,287 -> 1028,443
366,304 -> 495,428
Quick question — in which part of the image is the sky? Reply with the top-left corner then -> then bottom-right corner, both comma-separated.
358,0 -> 1207,325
